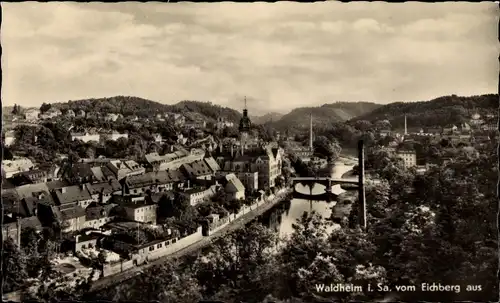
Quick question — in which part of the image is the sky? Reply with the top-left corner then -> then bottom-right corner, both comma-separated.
2,2 -> 498,114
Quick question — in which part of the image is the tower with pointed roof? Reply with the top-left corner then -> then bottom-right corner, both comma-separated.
238,97 -> 252,155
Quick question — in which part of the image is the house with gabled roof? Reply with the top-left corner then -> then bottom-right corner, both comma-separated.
58,206 -> 86,232
180,160 -> 213,180
53,184 -> 94,209
122,170 -> 179,196
87,180 -> 123,203
222,173 -> 246,201
84,202 -> 119,229
179,184 -> 219,206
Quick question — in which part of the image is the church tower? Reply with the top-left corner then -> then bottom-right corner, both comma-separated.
238,96 -> 252,155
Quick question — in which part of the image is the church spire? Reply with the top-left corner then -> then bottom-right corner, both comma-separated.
243,96 -> 248,118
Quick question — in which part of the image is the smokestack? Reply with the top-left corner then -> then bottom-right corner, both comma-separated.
309,113 -> 313,151
404,115 -> 407,135
358,140 -> 366,229
17,218 -> 21,250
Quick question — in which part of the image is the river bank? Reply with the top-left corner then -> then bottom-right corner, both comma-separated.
89,187 -> 292,292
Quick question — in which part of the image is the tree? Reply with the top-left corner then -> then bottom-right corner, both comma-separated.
193,223 -> 278,302
313,136 -> 341,162
12,104 -> 20,115
40,103 -> 52,113
353,120 -> 373,132
99,261 -> 202,303
2,238 -> 28,293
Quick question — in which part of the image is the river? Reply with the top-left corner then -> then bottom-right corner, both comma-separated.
259,156 -> 356,237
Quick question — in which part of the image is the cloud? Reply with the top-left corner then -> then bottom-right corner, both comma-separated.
2,2 -> 498,113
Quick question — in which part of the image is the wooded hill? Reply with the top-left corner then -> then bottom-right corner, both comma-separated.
250,112 -> 285,125
350,94 -> 498,128
271,101 -> 382,130
50,96 -> 243,123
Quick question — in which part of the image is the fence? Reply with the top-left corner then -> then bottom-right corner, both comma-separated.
102,227 -> 204,277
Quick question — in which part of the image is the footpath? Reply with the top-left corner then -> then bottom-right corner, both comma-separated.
89,188 -> 292,292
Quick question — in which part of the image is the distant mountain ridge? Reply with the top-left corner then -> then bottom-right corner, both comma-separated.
350,94 -> 498,128
272,101 -> 382,130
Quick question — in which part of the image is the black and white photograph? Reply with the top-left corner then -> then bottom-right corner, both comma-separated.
1,2 -> 498,302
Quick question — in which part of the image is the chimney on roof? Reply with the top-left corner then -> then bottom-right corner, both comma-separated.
61,187 -> 67,194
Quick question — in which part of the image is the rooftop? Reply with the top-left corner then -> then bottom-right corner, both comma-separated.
54,185 -> 92,205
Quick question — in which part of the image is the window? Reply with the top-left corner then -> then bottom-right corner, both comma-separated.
157,243 -> 162,248
149,246 -> 155,251
165,240 -> 170,245
172,239 -> 177,244
81,244 -> 86,249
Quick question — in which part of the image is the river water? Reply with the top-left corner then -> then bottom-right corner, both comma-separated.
259,157 -> 356,237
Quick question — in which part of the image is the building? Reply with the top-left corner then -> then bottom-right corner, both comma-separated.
57,206 -> 87,232
100,131 -> 129,142
53,184 -> 95,209
379,129 -> 392,137
469,113 -> 484,126
179,185 -> 219,206
87,180 -> 123,204
460,122 -> 471,132
219,146 -> 283,190
184,121 -> 207,129
216,171 -> 258,193
443,124 -> 458,134
3,130 -> 16,147
40,108 -> 62,120
38,163 -> 62,181
152,133 -> 162,143
90,165 -> 116,183
75,232 -> 101,253
168,113 -> 185,126
24,108 -> 40,121
11,169 -> 48,185
2,157 -> 35,178
215,117 -> 234,130
71,132 -> 100,143
106,160 -> 145,180
396,148 -> 417,169
222,173 -> 246,201
122,170 -> 180,196
84,203 -> 118,229
144,148 -> 205,172
180,159 -> 214,180
238,98 -> 252,156
104,113 -> 120,122
118,198 -> 158,224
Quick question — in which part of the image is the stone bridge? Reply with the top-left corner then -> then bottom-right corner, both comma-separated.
291,176 -> 360,194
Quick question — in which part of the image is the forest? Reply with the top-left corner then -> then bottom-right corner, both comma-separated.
350,94 -> 498,128
47,96 -> 243,123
